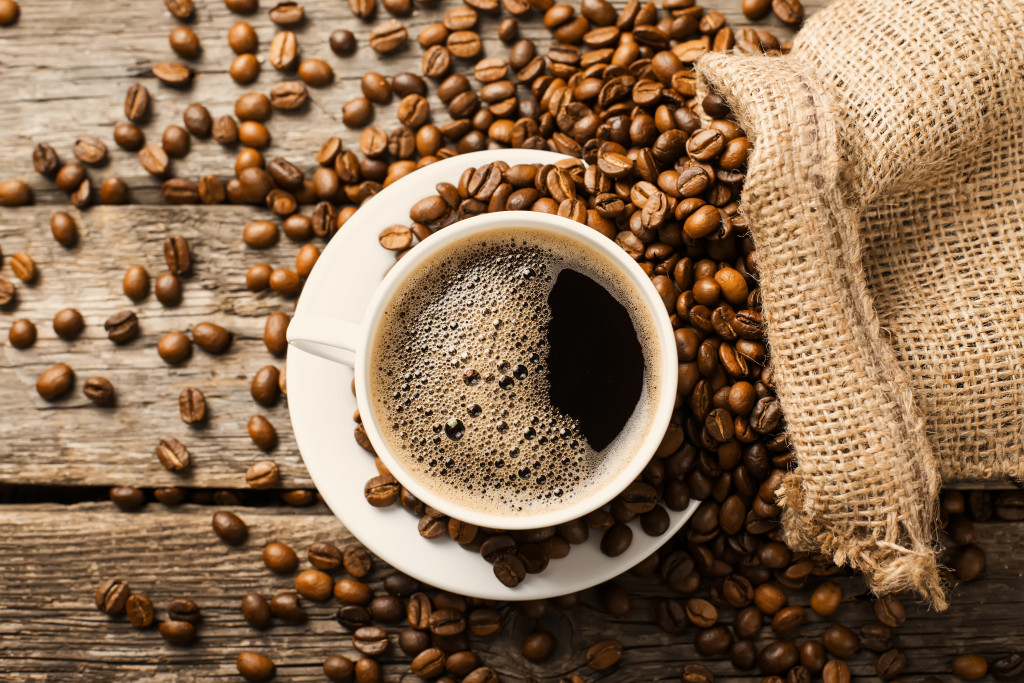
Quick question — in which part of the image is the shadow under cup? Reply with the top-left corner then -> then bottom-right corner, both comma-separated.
361,214 -> 678,531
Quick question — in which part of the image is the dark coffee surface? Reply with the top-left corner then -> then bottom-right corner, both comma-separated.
370,228 -> 661,516
547,268 -> 644,451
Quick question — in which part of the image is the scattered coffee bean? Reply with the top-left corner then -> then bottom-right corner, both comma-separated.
95,578 -> 131,616
212,510 -> 248,545
237,652 -> 275,682
36,363 -> 74,400
586,639 -> 622,671
50,211 -> 78,247
126,594 -> 155,629
155,272 -> 182,307
83,376 -> 115,406
158,331 -> 192,364
156,436 -> 190,472
330,28 -> 357,55
247,460 -> 280,489
8,318 -> 36,348
110,486 -> 146,511
295,568 -> 334,601
105,311 -> 140,344
159,620 -> 196,645
192,321 -> 231,353
242,593 -> 272,629
952,654 -> 988,681
52,308 -> 84,340
248,415 -> 278,451
169,26 -> 201,58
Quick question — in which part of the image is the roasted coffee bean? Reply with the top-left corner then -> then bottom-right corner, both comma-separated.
126,594 -> 155,629
32,142 -> 60,177
299,58 -> 333,87
248,415 -> 278,451
758,640 -> 799,675
334,578 -> 373,605
822,623 -> 860,658
872,594 -> 906,627
492,553 -> 526,587
330,29 -> 357,55
270,591 -> 306,623
411,648 -> 446,677
263,542 -> 298,573
0,275 -> 15,306
295,569 -> 333,601
156,436 -> 190,472
153,62 -> 193,87
772,0 -> 804,24
600,523 -> 633,556
110,486 -> 145,511
192,321 -> 231,353
364,474 -> 400,506
167,598 -> 201,625
155,272 -> 182,307
685,598 -> 718,628
269,0 -> 304,24
355,659 -> 382,683
8,318 -> 36,348
951,654 -> 988,681
158,331 -> 191,364
73,135 -> 107,165
55,163 -> 86,192
369,20 -> 408,53
230,53 -> 260,83
369,595 -> 404,623
213,116 -> 239,145
324,655 -> 355,681
586,639 -> 622,671
159,620 -> 196,646
165,0 -> 194,19
125,84 -> 150,122
251,365 -> 281,406
237,652 -> 275,683
0,252 -> 29,287
247,460 -> 280,488
0,178 -> 31,207
212,510 -> 248,545
953,543 -> 986,581
770,605 -> 806,634
269,30 -> 299,69
343,97 -> 374,127
340,546 -> 371,579
53,308 -> 84,340
169,26 -> 201,58
353,625 -> 390,656
83,376 -> 115,406
228,21 -> 258,52
162,125 -> 191,158
809,581 -> 841,615
121,265 -> 150,301
36,363 -> 74,400
95,578 -> 131,615
522,630 -> 555,662
163,235 -> 191,275
695,626 -> 733,657
992,652 -> 1024,680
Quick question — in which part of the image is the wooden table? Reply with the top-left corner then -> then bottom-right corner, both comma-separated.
1,0 -> 1020,680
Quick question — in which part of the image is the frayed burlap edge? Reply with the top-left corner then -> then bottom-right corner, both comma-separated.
695,53 -> 947,609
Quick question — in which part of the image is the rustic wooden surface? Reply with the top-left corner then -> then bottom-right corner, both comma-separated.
2,0 -> 1022,681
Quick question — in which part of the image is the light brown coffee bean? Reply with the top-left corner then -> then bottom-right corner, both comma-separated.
125,84 -> 150,122
36,363 -> 74,400
156,436 -> 191,472
247,460 -> 281,488
369,20 -> 408,53
243,220 -> 280,248
158,331 -> 192,364
248,415 -> 278,451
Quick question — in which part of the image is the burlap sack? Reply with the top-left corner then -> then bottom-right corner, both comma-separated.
695,0 -> 1024,608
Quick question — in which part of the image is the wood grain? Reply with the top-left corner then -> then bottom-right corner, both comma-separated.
0,502 -> 1020,681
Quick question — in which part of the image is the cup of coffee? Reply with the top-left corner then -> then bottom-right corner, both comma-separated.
288,210 -> 677,530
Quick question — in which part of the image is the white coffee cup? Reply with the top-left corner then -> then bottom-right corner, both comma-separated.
288,210 -> 678,530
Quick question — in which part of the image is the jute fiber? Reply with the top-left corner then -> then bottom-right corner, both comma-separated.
696,0 -> 1024,608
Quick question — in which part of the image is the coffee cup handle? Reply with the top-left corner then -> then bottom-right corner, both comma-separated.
286,314 -> 362,367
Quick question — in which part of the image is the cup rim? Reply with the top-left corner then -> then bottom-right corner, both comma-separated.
350,211 -> 678,530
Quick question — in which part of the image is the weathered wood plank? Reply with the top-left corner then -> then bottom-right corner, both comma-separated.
0,503 -> 1021,681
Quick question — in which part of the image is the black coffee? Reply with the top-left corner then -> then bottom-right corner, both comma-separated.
370,227 -> 663,516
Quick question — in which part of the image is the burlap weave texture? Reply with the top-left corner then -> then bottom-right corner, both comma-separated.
696,0 -> 1024,608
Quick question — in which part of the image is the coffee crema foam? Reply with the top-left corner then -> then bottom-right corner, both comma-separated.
369,227 -> 662,517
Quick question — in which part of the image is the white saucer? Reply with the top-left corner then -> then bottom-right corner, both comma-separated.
287,149 -> 697,600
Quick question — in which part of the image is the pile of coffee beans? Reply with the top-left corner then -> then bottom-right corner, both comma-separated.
1,0 -> 1020,680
